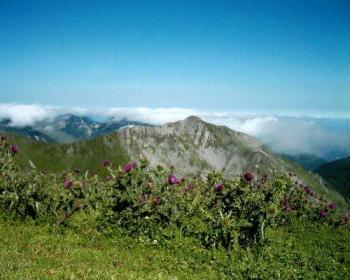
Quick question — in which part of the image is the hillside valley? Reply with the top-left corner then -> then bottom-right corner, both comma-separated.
316,157 -> 350,200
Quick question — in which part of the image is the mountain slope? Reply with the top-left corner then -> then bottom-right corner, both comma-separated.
280,153 -> 328,171
118,116 -> 282,178
5,116 -> 348,208
118,116 -> 348,208
316,156 -> 350,200
0,119 -> 56,143
1,114 -> 147,144
9,133 -> 129,176
33,114 -> 145,143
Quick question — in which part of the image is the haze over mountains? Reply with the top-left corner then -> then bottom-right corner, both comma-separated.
0,113 -> 145,143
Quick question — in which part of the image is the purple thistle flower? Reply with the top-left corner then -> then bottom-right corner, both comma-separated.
319,210 -> 327,218
103,159 -> 111,167
64,179 -> 73,189
244,172 -> 254,182
151,195 -> 160,207
328,203 -> 337,210
168,174 -> 178,185
123,161 -> 137,173
214,183 -> 224,193
304,186 -> 315,196
139,194 -> 147,204
340,216 -> 349,225
10,145 -> 18,154
183,184 -> 193,193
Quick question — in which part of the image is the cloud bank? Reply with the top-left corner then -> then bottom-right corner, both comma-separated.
0,103 -> 349,160
0,103 -> 87,127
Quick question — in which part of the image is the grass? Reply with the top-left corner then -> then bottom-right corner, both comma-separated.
280,156 -> 349,209
1,214 -> 349,280
7,133 -> 129,176
0,219 -> 219,280
316,156 -> 350,200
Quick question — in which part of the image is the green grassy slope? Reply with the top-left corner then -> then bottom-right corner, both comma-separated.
280,153 -> 328,171
7,133 -> 129,176
316,157 -> 350,201
0,218 -> 349,279
278,156 -> 349,209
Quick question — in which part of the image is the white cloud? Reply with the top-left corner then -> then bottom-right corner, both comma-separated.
0,103 -> 57,126
0,103 -> 87,126
104,107 -> 200,125
102,107 -> 278,136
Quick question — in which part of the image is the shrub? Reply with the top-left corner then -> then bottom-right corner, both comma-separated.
0,135 -> 347,249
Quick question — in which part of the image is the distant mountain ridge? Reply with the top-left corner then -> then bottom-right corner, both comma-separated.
316,156 -> 350,200
280,153 -> 329,171
0,114 -> 146,143
0,119 -> 56,143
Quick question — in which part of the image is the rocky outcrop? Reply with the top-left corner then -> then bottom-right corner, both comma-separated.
118,116 -> 283,178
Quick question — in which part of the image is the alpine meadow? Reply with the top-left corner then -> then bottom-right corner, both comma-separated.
0,1 -> 349,279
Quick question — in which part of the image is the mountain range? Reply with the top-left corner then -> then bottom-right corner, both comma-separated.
0,114 -> 145,144
2,115 -> 348,209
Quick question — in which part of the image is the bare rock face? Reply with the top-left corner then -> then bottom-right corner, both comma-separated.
118,116 -> 283,177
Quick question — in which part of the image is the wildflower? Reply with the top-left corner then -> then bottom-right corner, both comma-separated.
75,202 -> 82,210
340,216 -> 349,225
168,174 -> 178,185
146,180 -> 152,189
319,210 -> 327,218
123,161 -> 137,173
304,186 -> 314,196
214,183 -> 224,192
282,202 -> 290,212
244,172 -> 254,182
183,184 -> 193,192
139,194 -> 147,204
103,159 -> 111,167
10,145 -> 18,154
64,179 -> 73,189
328,203 -> 337,210
151,195 -> 160,207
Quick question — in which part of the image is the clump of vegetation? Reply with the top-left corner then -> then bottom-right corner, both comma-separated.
1,135 -> 348,249
1,134 -> 350,279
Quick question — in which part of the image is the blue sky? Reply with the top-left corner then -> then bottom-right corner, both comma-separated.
0,0 -> 349,115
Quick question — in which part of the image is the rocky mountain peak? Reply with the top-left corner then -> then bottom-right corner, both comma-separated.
118,116 -> 279,178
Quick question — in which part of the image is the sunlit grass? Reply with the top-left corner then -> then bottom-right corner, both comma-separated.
1,217 -> 349,280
